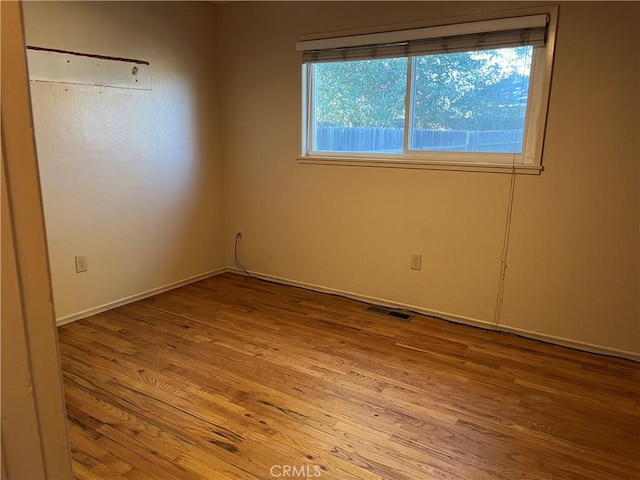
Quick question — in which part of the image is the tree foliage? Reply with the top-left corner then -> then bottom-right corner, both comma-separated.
314,58 -> 407,128
313,46 -> 533,131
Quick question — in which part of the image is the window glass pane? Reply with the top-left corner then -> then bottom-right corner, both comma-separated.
409,46 -> 533,153
311,58 -> 407,153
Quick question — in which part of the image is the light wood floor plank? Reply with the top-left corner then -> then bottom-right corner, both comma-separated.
58,273 -> 640,480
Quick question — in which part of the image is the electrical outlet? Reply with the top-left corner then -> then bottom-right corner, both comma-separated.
75,254 -> 88,273
236,229 -> 244,242
410,253 -> 422,271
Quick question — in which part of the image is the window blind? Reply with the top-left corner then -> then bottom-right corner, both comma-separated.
297,14 -> 548,63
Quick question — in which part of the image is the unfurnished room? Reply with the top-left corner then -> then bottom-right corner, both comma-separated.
1,1 -> 639,479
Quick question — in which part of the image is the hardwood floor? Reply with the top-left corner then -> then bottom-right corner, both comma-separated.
58,273 -> 639,480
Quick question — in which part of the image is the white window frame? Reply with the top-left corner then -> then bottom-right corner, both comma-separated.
297,7 -> 558,174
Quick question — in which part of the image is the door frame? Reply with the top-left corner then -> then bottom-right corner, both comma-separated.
1,1 -> 73,478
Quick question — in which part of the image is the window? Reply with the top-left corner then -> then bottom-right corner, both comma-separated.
297,10 -> 557,173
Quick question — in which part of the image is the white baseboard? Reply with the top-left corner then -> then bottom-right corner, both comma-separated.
55,267 -> 228,326
57,265 -> 639,362
497,325 -> 640,362
227,268 -> 640,362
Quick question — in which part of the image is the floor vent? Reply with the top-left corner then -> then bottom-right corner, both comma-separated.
366,305 -> 413,321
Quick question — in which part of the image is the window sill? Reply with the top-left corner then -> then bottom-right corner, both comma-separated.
297,156 -> 543,175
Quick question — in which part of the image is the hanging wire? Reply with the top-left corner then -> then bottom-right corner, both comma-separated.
492,46 -> 531,329
234,232 -> 252,277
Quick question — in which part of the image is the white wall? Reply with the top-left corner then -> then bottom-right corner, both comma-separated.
218,1 -> 639,357
23,1 -> 226,320
500,2 -> 640,353
23,1 -> 639,358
